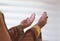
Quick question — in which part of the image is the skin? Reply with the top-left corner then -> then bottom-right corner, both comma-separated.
0,11 -> 47,31
11,12 -> 48,41
0,12 -> 12,41
20,13 -> 35,30
37,12 -> 48,28
0,11 -> 48,41
0,12 -> 36,41
20,11 -> 48,29
19,12 -> 48,41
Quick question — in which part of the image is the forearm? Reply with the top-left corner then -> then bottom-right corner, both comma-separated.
0,12 -> 12,41
31,25 -> 41,38
0,26 -> 12,41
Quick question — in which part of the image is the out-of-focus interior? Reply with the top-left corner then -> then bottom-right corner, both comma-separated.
0,0 -> 60,41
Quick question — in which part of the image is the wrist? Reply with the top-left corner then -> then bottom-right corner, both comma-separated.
36,23 -> 43,28
17,25 -> 24,30
16,25 -> 24,36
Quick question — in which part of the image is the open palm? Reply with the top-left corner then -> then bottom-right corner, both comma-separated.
20,13 -> 35,29
37,12 -> 48,28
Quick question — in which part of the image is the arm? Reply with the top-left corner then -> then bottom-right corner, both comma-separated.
19,25 -> 41,41
0,11 -> 12,41
9,25 -> 24,41
29,12 -> 48,41
31,12 -> 48,37
18,29 -> 35,41
8,13 -> 35,41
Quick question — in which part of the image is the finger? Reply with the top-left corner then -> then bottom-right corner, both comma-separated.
29,13 -> 35,22
44,12 -> 48,19
26,18 -> 30,23
39,12 -> 47,21
42,12 -> 47,17
42,12 -> 48,19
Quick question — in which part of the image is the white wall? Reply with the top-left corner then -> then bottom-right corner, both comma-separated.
0,0 -> 60,41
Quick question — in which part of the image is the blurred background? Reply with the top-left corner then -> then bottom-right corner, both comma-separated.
0,0 -> 60,41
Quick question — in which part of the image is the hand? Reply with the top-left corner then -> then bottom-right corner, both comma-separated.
37,12 -> 48,28
20,13 -> 35,29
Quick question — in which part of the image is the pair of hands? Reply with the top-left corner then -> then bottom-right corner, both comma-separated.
20,12 -> 48,29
